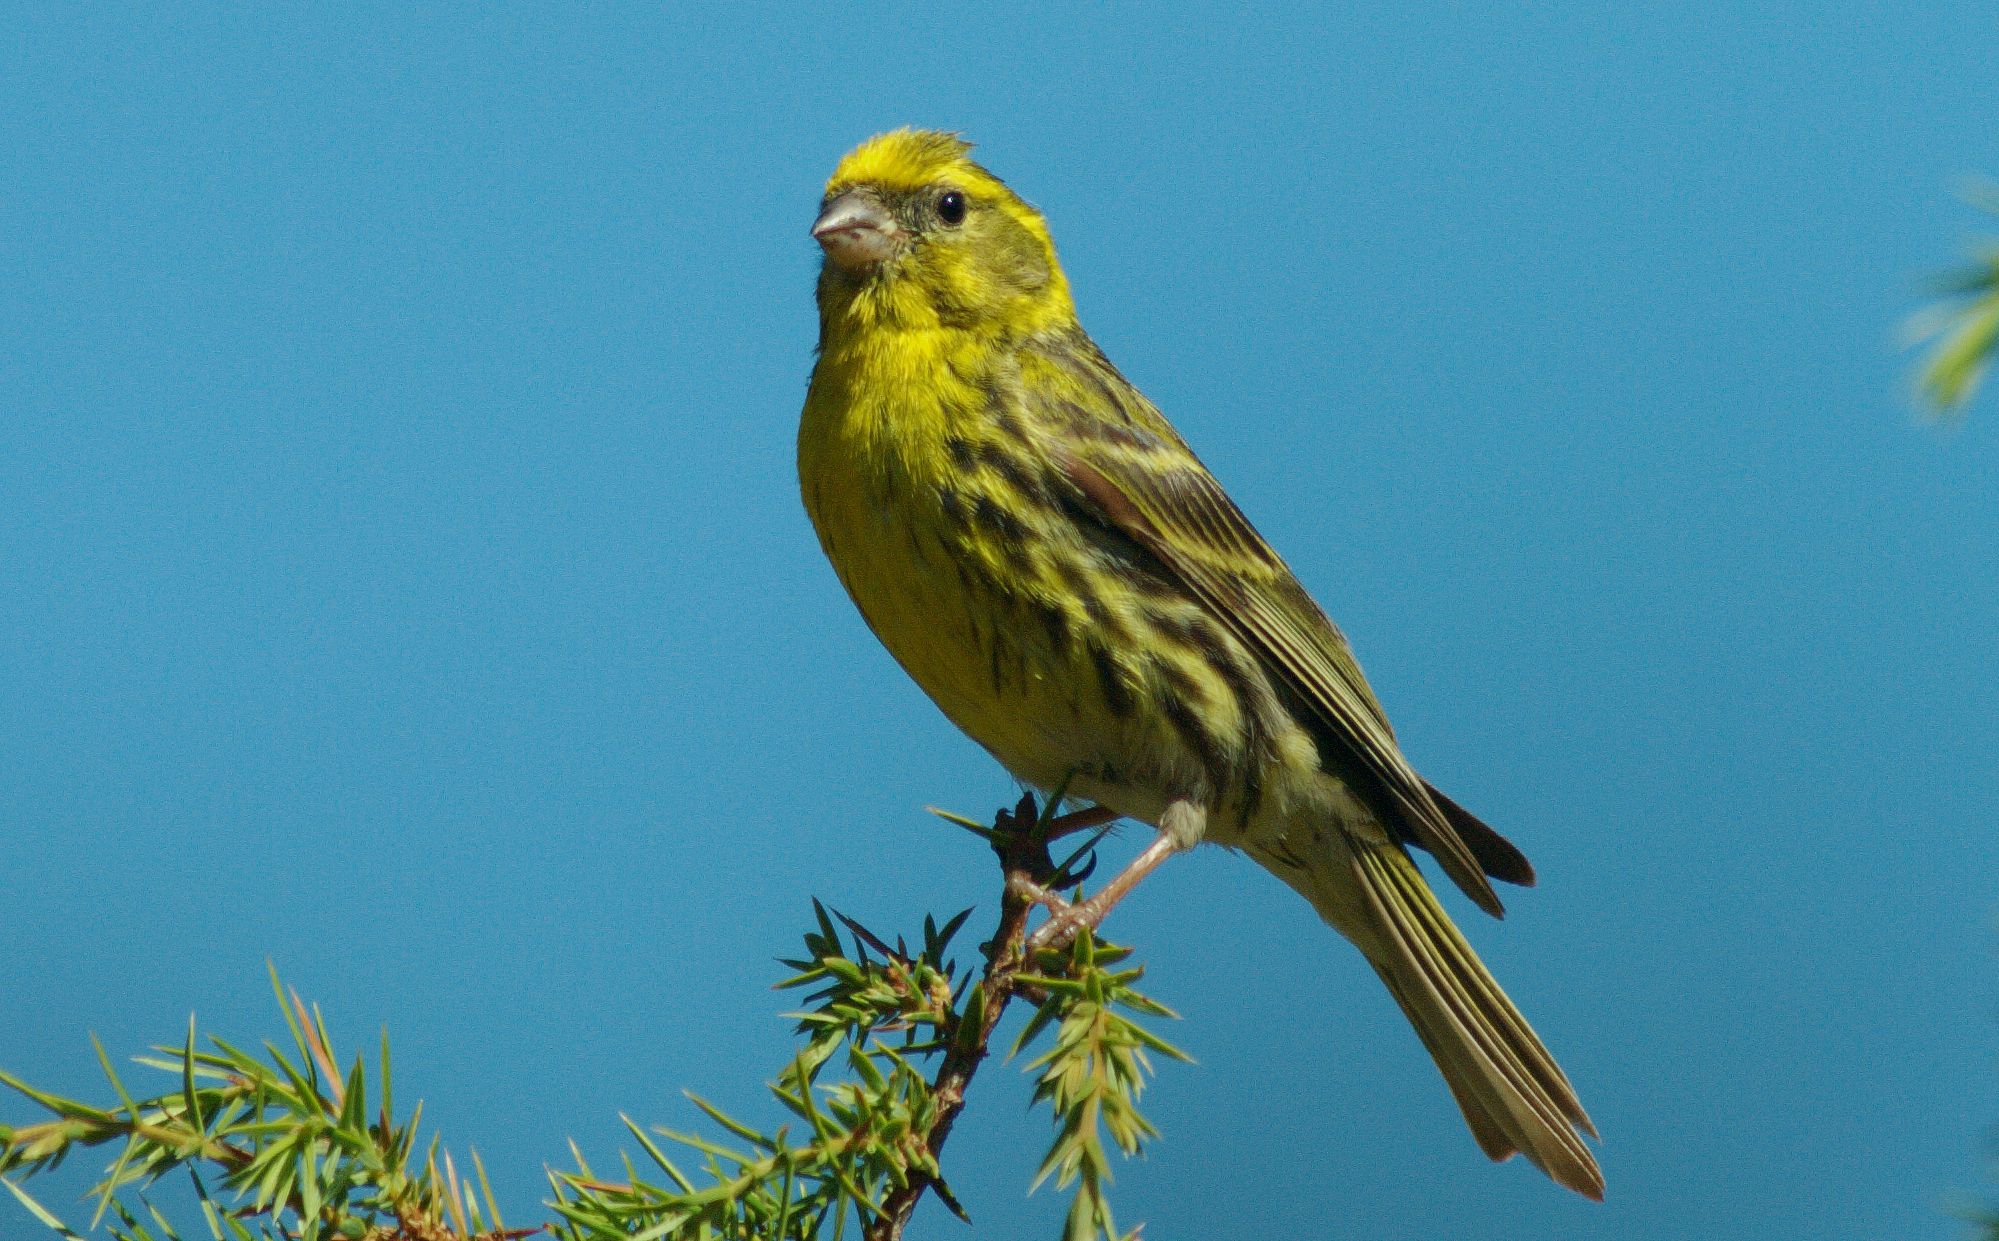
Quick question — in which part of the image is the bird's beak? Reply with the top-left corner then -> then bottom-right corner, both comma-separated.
812,190 -> 901,268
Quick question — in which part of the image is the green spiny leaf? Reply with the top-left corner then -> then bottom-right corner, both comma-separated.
2,1176 -> 87,1240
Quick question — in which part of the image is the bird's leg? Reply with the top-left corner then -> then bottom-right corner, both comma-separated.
1026,836 -> 1177,950
1029,800 -> 1203,949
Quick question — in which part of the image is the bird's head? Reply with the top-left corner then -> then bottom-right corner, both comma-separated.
811,130 -> 1075,338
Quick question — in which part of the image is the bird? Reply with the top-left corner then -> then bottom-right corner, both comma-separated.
796,128 -> 1602,1199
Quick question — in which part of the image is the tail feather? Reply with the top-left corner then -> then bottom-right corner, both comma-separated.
1375,847 -> 1593,1137
1417,780 -> 1536,889
1256,833 -> 1603,1199
1351,843 -> 1603,1198
1372,967 -> 1519,1161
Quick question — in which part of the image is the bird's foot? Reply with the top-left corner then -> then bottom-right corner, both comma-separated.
1027,803 -> 1199,950
1006,871 -> 1076,917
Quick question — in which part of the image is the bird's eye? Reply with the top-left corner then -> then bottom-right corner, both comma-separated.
937,190 -> 968,226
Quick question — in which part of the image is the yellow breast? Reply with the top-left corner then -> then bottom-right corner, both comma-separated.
803,326 -> 1158,793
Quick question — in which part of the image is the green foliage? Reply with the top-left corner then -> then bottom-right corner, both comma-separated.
1015,934 -> 1189,1241
548,902 -> 1181,1241
1909,182 -> 1999,416
0,966 -> 516,1241
2,799 -> 1187,1241
545,901 -> 973,1241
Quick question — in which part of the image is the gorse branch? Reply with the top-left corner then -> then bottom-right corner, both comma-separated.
2,794 -> 1185,1241
1016,934 -> 1189,1241
547,898 -> 979,1241
0,966 -> 522,1241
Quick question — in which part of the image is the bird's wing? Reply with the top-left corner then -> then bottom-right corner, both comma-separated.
1032,359 -> 1509,917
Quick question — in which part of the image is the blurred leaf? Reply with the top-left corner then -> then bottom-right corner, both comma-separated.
1909,184 -> 1999,418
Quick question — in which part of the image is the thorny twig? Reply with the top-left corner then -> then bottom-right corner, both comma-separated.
866,793 -> 1121,1241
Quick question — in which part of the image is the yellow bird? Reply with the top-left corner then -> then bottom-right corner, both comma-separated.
797,129 -> 1602,1199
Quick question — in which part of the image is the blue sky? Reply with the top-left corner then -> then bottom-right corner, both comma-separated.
3,4 -> 1997,1238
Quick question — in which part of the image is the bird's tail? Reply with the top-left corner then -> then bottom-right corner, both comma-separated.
1253,833 -> 1604,1200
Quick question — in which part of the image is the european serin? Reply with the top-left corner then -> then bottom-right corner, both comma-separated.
796,129 -> 1601,1199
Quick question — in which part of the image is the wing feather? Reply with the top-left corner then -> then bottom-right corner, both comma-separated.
1046,410 -> 1508,917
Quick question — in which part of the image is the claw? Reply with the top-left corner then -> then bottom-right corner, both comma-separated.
1050,825 -> 1116,891
1057,849 -> 1100,889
